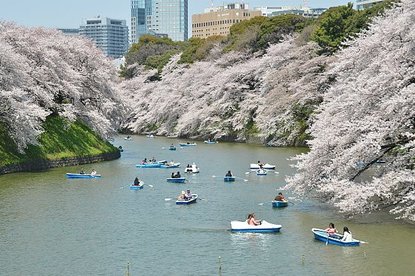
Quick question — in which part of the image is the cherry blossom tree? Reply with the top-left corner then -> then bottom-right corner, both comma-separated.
0,23 -> 126,151
285,0 -> 415,222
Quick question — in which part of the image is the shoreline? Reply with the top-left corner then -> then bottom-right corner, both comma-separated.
0,150 -> 120,175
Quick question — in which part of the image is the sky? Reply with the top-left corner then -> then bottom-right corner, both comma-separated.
0,0 -> 351,30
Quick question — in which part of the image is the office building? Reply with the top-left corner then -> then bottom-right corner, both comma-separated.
192,3 -> 261,38
148,0 -> 188,41
255,6 -> 326,18
131,0 -> 153,43
58,28 -> 79,36
131,0 -> 188,42
79,16 -> 129,58
356,0 -> 384,10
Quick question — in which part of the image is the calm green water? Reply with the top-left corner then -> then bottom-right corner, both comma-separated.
0,136 -> 414,275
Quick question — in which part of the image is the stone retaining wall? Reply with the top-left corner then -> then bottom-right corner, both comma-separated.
0,151 -> 120,175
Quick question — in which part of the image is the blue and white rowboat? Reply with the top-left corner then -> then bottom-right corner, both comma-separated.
66,173 -> 101,179
204,140 -> 218,144
224,176 -> 236,182
176,194 -> 198,205
179,142 -> 197,147
312,228 -> 361,246
230,220 -> 282,233
166,177 -> 186,183
272,200 -> 288,208
129,184 -> 144,190
160,163 -> 181,168
136,163 -> 162,168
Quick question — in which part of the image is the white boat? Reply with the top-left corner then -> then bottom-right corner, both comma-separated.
230,220 -> 282,233
250,163 -> 276,170
146,134 -> 154,138
179,142 -> 197,147
256,169 -> 267,175
184,163 -> 200,173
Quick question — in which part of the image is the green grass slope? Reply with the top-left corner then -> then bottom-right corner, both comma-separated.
0,115 -> 118,168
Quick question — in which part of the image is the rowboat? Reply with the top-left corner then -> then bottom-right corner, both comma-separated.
204,140 -> 218,144
124,136 -> 132,141
256,169 -> 267,175
66,173 -> 101,179
311,228 -> 361,246
169,145 -> 176,151
179,142 -> 197,147
250,163 -> 276,170
230,220 -> 282,233
160,162 -> 181,168
129,184 -> 144,190
166,177 -> 186,183
146,134 -> 154,138
224,176 -> 236,182
184,163 -> 199,173
272,200 -> 288,208
176,194 -> 198,205
136,162 -> 162,168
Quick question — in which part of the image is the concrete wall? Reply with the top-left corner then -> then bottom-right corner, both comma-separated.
0,151 -> 120,175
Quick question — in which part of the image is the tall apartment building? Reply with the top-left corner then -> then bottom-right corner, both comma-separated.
356,0 -> 384,10
192,3 -> 261,39
131,0 -> 188,42
79,17 -> 129,58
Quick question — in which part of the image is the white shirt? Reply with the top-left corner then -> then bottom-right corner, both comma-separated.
342,231 -> 353,242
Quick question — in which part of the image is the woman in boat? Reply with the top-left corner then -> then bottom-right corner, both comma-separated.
225,170 -> 233,177
247,213 -> 261,226
133,177 -> 140,186
90,169 -> 97,176
274,192 -> 285,201
325,223 -> 337,236
341,227 -> 353,242
177,191 -> 185,200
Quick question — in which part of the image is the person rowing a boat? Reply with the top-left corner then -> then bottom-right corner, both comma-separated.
184,189 -> 192,200
133,177 -> 140,186
225,170 -> 233,177
91,169 -> 97,176
325,223 -> 337,236
175,171 -> 181,178
274,192 -> 285,201
247,213 -> 261,226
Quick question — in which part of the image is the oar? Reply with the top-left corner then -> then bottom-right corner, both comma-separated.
164,198 -> 173,201
360,240 -> 369,244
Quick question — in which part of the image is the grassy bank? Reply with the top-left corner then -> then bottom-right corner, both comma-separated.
0,115 -> 117,168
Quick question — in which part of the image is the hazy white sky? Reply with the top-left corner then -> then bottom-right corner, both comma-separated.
0,0 -> 351,29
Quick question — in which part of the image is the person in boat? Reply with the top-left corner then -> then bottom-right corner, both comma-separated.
90,169 -> 97,176
247,213 -> 261,226
143,158 -> 147,164
184,189 -> 192,200
118,146 -> 123,151
341,226 -> 353,242
175,171 -> 181,178
79,169 -> 85,175
187,164 -> 191,168
177,191 -> 185,200
274,192 -> 285,201
171,172 -> 175,178
225,170 -> 233,177
325,223 -> 337,236
133,177 -> 140,186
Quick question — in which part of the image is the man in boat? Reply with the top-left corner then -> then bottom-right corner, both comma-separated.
79,169 -> 85,175
225,170 -> 233,177
184,189 -> 192,200
171,172 -> 175,178
274,192 -> 285,201
133,177 -> 140,186
175,171 -> 181,178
